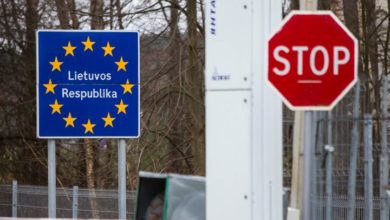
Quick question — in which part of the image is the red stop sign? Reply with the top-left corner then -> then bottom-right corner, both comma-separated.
267,11 -> 358,110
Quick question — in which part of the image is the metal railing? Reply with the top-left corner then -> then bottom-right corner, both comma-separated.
0,181 -> 136,219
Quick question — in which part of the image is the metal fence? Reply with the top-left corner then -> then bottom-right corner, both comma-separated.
283,77 -> 390,220
0,181 -> 136,219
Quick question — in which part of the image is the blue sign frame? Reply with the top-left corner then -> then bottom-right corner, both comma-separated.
36,30 -> 140,138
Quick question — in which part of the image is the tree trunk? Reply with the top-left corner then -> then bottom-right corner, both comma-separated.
165,0 -> 192,173
116,0 -> 124,29
55,0 -> 70,28
318,0 -> 331,10
384,0 -> 390,76
85,140 -> 100,219
66,0 -> 79,29
290,0 -> 299,10
90,0 -> 104,29
343,0 -> 359,38
186,0 -> 205,175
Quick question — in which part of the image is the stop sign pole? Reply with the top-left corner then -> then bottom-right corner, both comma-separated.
267,8 -> 358,220
301,3 -> 317,220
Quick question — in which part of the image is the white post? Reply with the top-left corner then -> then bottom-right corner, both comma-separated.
118,139 -> 127,219
48,139 -> 56,218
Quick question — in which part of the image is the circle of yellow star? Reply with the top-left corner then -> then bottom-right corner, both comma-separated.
49,57 -> 63,72
102,42 -> 115,56
121,79 -> 135,94
63,112 -> 77,128
115,57 -> 128,72
49,99 -> 63,114
115,99 -> 128,114
82,36 -> 95,51
82,119 -> 96,134
63,41 -> 77,56
102,112 -> 115,127
43,79 -> 57,94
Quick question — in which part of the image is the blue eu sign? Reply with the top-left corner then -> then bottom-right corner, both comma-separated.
37,30 -> 140,138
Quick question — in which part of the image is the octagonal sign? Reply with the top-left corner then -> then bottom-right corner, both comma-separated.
267,11 -> 358,110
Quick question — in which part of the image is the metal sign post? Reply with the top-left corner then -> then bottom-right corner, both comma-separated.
118,139 -> 127,219
302,112 -> 312,220
48,139 -> 56,218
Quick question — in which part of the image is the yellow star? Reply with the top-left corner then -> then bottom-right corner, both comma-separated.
102,42 -> 115,56
43,79 -> 57,94
49,99 -> 63,114
102,112 -> 115,127
49,57 -> 63,72
121,79 -> 135,94
82,119 -> 96,134
115,57 -> 128,72
82,36 -> 95,51
63,41 -> 77,56
115,99 -> 128,114
63,112 -> 77,128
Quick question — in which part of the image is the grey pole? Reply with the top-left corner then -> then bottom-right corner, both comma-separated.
303,111 -> 313,220
347,82 -> 360,220
325,112 -> 333,220
72,186 -> 79,219
299,2 -> 317,220
48,139 -> 56,218
310,112 -> 318,220
380,76 -> 389,220
118,139 -> 127,219
364,114 -> 373,220
12,180 -> 17,217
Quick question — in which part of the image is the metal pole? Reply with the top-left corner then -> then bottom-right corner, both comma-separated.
310,112 -> 318,220
303,111 -> 313,220
380,76 -> 389,220
325,112 -> 333,220
347,82 -> 360,220
48,139 -> 56,218
315,112 -> 324,220
298,2 -> 317,220
12,180 -> 17,217
72,186 -> 78,219
364,114 -> 373,220
118,139 -> 127,219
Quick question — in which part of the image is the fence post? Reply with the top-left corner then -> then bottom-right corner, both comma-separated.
347,82 -> 360,220
380,76 -> 389,220
364,114 -> 373,220
325,112 -> 333,220
12,180 -> 17,217
72,186 -> 78,219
